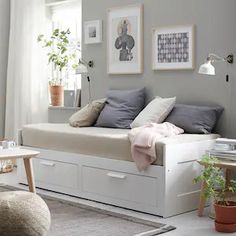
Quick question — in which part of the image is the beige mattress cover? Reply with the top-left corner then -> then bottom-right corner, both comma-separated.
22,123 -> 219,166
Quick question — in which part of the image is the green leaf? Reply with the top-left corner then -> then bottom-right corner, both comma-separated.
193,154 -> 228,203
38,26 -> 80,81
37,34 -> 44,42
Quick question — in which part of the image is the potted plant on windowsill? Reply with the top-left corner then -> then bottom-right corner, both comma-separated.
194,155 -> 236,233
37,29 -> 79,106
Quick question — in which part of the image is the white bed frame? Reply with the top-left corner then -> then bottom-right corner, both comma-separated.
17,130 -> 215,217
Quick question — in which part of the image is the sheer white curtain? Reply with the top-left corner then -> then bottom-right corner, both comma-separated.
5,0 -> 48,140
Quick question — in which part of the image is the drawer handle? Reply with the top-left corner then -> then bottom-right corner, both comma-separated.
40,161 -> 55,167
107,172 -> 126,179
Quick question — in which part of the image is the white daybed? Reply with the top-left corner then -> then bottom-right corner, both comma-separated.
17,123 -> 218,217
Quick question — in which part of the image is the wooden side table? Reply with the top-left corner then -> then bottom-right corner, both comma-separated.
197,159 -> 236,216
0,148 -> 39,193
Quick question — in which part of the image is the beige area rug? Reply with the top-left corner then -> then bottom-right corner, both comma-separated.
0,186 -> 176,236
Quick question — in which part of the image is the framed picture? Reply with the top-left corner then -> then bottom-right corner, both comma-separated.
107,4 -> 143,74
84,20 -> 102,44
152,25 -> 195,70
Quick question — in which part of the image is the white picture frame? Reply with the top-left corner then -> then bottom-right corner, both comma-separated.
84,20 -> 102,44
107,4 -> 143,74
152,25 -> 195,70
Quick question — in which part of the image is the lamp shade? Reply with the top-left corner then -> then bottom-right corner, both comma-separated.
198,61 -> 215,75
75,64 -> 88,74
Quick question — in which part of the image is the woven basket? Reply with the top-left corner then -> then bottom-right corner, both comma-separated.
0,161 -> 13,174
0,139 -> 14,174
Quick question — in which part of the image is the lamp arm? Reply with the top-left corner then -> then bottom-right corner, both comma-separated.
78,59 -> 94,68
79,58 -> 87,66
207,53 -> 234,64
207,53 -> 225,62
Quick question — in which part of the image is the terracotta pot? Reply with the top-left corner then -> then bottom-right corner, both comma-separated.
214,201 -> 236,233
49,85 -> 64,106
215,221 -> 236,233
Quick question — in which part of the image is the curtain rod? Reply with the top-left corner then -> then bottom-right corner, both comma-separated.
45,0 -> 78,7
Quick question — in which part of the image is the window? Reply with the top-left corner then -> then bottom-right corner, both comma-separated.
47,0 -> 82,90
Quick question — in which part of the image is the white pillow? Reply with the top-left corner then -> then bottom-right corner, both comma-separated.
130,96 -> 176,128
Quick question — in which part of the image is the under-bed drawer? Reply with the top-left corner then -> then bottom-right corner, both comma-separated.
82,166 -> 158,207
34,158 -> 78,188
21,158 -> 78,189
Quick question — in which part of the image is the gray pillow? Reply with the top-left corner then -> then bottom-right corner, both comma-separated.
165,104 -> 224,134
95,88 -> 145,129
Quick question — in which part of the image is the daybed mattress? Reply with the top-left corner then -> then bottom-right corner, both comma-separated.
22,123 -> 219,166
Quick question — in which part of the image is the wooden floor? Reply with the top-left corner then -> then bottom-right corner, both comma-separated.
0,169 -> 222,236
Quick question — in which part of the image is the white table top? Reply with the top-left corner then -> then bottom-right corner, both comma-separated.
0,147 -> 39,160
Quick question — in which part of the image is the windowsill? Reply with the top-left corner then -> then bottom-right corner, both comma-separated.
48,106 -> 80,111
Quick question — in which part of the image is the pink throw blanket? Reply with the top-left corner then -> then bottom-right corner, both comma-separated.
128,122 -> 184,171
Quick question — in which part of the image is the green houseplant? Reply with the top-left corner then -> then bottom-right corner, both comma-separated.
194,154 -> 236,233
38,29 -> 79,106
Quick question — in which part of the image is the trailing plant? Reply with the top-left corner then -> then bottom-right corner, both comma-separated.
194,154 -> 236,206
37,28 -> 79,86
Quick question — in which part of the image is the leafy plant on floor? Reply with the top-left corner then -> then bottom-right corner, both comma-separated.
37,28 -> 79,86
193,154 -> 236,206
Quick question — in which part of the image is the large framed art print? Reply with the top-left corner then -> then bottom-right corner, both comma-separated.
152,25 -> 195,70
107,4 -> 143,74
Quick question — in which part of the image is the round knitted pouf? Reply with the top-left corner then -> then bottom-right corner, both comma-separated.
0,191 -> 51,236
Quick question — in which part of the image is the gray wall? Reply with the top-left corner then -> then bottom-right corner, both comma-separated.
0,0 -> 10,138
82,0 -> 236,137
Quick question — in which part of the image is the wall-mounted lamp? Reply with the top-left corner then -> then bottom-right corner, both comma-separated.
76,59 -> 94,103
198,53 -> 234,76
79,59 -> 94,68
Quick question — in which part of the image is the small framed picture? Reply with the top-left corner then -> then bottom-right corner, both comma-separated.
152,25 -> 195,70
84,20 -> 102,44
107,4 -> 143,74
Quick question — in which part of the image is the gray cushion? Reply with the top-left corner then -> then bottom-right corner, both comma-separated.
95,88 -> 145,129
165,104 -> 224,134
